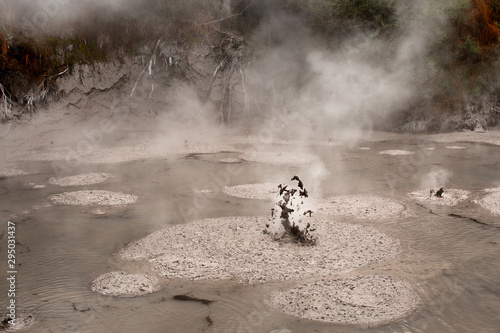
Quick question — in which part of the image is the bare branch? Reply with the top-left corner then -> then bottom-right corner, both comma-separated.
200,4 -> 252,26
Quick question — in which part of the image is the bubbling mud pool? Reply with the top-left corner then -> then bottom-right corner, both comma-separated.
1,133 -> 500,333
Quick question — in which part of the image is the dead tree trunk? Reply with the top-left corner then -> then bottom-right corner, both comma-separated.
219,60 -> 236,123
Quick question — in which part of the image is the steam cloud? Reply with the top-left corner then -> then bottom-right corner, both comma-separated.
420,166 -> 453,190
1,0 -> 459,137
243,0 -> 457,138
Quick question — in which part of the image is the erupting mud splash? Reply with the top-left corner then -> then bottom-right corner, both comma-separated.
2,131 -> 500,332
2,0 -> 500,331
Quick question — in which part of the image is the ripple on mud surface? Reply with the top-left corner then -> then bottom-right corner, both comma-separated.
119,216 -> 400,284
25,143 -> 240,163
49,173 -> 113,186
24,146 -> 166,163
408,189 -> 470,206
91,271 -> 159,296
315,195 -> 407,220
222,183 -> 280,200
240,151 -> 318,164
49,190 -> 138,206
269,275 -> 418,326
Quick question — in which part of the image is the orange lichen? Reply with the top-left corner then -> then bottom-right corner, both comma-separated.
470,0 -> 500,56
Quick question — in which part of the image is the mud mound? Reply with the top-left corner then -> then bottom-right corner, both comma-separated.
315,195 -> 407,220
25,182 -> 45,189
240,152 -> 317,164
49,190 -> 138,206
0,169 -> 31,177
379,150 -> 414,156
269,275 -> 418,326
408,189 -> 470,206
120,216 -> 400,284
219,157 -> 241,163
476,188 -> 500,215
49,173 -> 113,186
445,146 -> 467,150
91,271 -> 159,297
222,183 -> 279,200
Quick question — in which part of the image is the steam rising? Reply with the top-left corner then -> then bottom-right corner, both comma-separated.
1,0 -> 464,196
1,0 -> 460,137
420,166 -> 453,190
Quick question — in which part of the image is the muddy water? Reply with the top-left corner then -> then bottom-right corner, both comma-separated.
1,139 -> 500,333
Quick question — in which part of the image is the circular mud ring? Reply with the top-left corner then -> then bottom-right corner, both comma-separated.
269,275 -> 418,326
315,195 -> 407,220
0,169 -> 30,177
26,182 -> 45,189
219,157 -> 241,163
477,188 -> 500,215
240,151 -> 317,164
91,271 -> 159,297
408,189 -> 470,206
49,190 -> 138,206
49,173 -> 113,186
379,150 -> 414,156
223,183 -> 279,200
119,216 -> 400,284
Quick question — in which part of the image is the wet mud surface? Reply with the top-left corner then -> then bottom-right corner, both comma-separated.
1,132 -> 500,332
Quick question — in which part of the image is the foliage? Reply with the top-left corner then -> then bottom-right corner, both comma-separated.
0,0 -> 228,114
284,0 -> 397,36
1,0 -> 500,129
452,0 -> 500,63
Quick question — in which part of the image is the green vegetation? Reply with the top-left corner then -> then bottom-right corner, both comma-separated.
0,0 -> 228,118
1,0 -> 500,130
